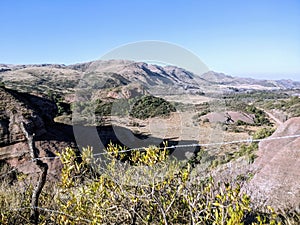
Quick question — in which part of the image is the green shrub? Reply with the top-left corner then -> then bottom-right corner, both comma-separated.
53,145 -> 281,225
130,95 -> 176,119
95,101 -> 113,116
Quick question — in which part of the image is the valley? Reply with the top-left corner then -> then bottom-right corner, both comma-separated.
0,60 -> 300,224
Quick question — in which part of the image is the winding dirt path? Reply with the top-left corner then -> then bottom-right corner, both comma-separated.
258,107 -> 283,126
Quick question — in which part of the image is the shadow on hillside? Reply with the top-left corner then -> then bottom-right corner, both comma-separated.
4,86 -> 200,160
4,87 -> 58,121
37,122 -> 200,161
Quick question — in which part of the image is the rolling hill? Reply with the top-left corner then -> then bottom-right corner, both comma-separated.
1,60 -> 300,101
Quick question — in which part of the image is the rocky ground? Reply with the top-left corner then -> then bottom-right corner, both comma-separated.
248,117 -> 300,210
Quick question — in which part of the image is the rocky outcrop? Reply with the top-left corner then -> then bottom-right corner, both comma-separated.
0,87 -> 50,150
0,87 -> 75,178
247,117 -> 300,210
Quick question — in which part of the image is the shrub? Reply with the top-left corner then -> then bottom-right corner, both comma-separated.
203,118 -> 210,123
259,96 -> 300,118
237,127 -> 275,163
50,145 -> 286,224
0,143 -> 292,224
94,95 -> 176,119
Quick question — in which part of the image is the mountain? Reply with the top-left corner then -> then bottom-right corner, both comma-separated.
0,60 -> 210,99
1,60 -> 300,102
201,71 -> 300,90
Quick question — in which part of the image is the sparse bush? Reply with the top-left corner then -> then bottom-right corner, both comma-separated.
236,120 -> 248,126
128,121 -> 140,127
209,127 -> 276,167
237,127 -> 275,163
200,109 -> 211,116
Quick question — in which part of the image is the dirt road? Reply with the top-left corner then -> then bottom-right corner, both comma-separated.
258,107 -> 283,126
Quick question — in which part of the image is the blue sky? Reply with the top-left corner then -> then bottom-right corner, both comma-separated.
0,0 -> 299,80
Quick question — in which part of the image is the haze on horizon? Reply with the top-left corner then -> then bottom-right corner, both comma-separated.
0,0 -> 299,81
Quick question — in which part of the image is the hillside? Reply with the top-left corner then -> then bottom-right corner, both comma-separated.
0,86 -> 75,178
248,117 -> 300,210
1,60 -> 300,101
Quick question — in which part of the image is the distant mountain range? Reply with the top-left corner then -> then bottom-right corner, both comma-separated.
1,60 -> 300,99
201,71 -> 300,90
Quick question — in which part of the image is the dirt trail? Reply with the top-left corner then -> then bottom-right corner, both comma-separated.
258,107 -> 283,126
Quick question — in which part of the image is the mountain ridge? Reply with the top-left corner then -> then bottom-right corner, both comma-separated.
1,60 -> 300,98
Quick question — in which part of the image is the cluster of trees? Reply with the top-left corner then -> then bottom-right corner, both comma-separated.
244,105 -> 272,126
46,91 -> 71,117
74,95 -> 176,123
224,90 -> 289,102
129,95 -> 176,119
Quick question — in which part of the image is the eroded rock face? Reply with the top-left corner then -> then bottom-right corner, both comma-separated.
0,88 -> 51,151
247,117 -> 300,210
0,87 -> 76,179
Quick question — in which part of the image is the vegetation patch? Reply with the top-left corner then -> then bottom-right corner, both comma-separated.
1,145 -> 293,224
260,96 -> 300,118
94,95 -> 176,119
130,95 -> 176,119
208,127 -> 276,167
224,90 -> 290,102
71,95 -> 176,125
193,100 -> 272,127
